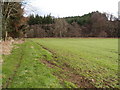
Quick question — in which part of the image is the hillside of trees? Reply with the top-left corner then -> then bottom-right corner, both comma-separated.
26,11 -> 120,38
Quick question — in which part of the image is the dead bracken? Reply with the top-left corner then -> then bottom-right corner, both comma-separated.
1,39 -> 24,55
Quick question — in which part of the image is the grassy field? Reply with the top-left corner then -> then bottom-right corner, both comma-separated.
2,38 -> 118,88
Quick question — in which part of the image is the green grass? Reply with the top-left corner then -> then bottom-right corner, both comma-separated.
2,38 -> 119,88
2,40 -> 65,88
32,38 -> 118,88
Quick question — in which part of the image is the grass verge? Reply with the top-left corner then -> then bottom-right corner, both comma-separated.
2,40 -> 66,88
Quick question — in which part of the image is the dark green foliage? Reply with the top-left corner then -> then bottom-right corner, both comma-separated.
27,15 -> 35,25
65,12 -> 93,25
27,14 -> 54,25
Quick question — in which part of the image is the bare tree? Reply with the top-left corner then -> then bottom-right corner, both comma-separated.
53,18 -> 68,37
2,1 -> 24,39
90,12 -> 108,37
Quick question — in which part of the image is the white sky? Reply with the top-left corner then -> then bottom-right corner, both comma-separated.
24,0 -> 120,17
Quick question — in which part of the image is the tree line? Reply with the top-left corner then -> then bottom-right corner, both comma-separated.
26,11 -> 120,38
1,1 -> 120,39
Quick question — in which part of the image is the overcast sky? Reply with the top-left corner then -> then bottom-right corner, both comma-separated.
24,0 -> 120,17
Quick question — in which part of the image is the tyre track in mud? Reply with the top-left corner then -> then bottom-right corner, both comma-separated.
34,41 -> 95,88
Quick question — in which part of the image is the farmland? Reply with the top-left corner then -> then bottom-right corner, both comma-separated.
2,38 -> 119,88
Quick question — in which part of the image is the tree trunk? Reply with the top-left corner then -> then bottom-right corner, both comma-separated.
60,31 -> 62,38
5,31 -> 8,41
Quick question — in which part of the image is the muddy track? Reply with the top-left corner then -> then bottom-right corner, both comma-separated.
39,44 -> 56,55
3,48 -> 24,88
34,41 -> 95,88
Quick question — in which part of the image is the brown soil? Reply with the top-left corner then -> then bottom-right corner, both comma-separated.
39,44 -> 56,54
41,59 -> 59,68
33,37 -> 119,39
41,59 -> 95,88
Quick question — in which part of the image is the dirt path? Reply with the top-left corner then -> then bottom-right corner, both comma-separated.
35,41 -> 95,88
